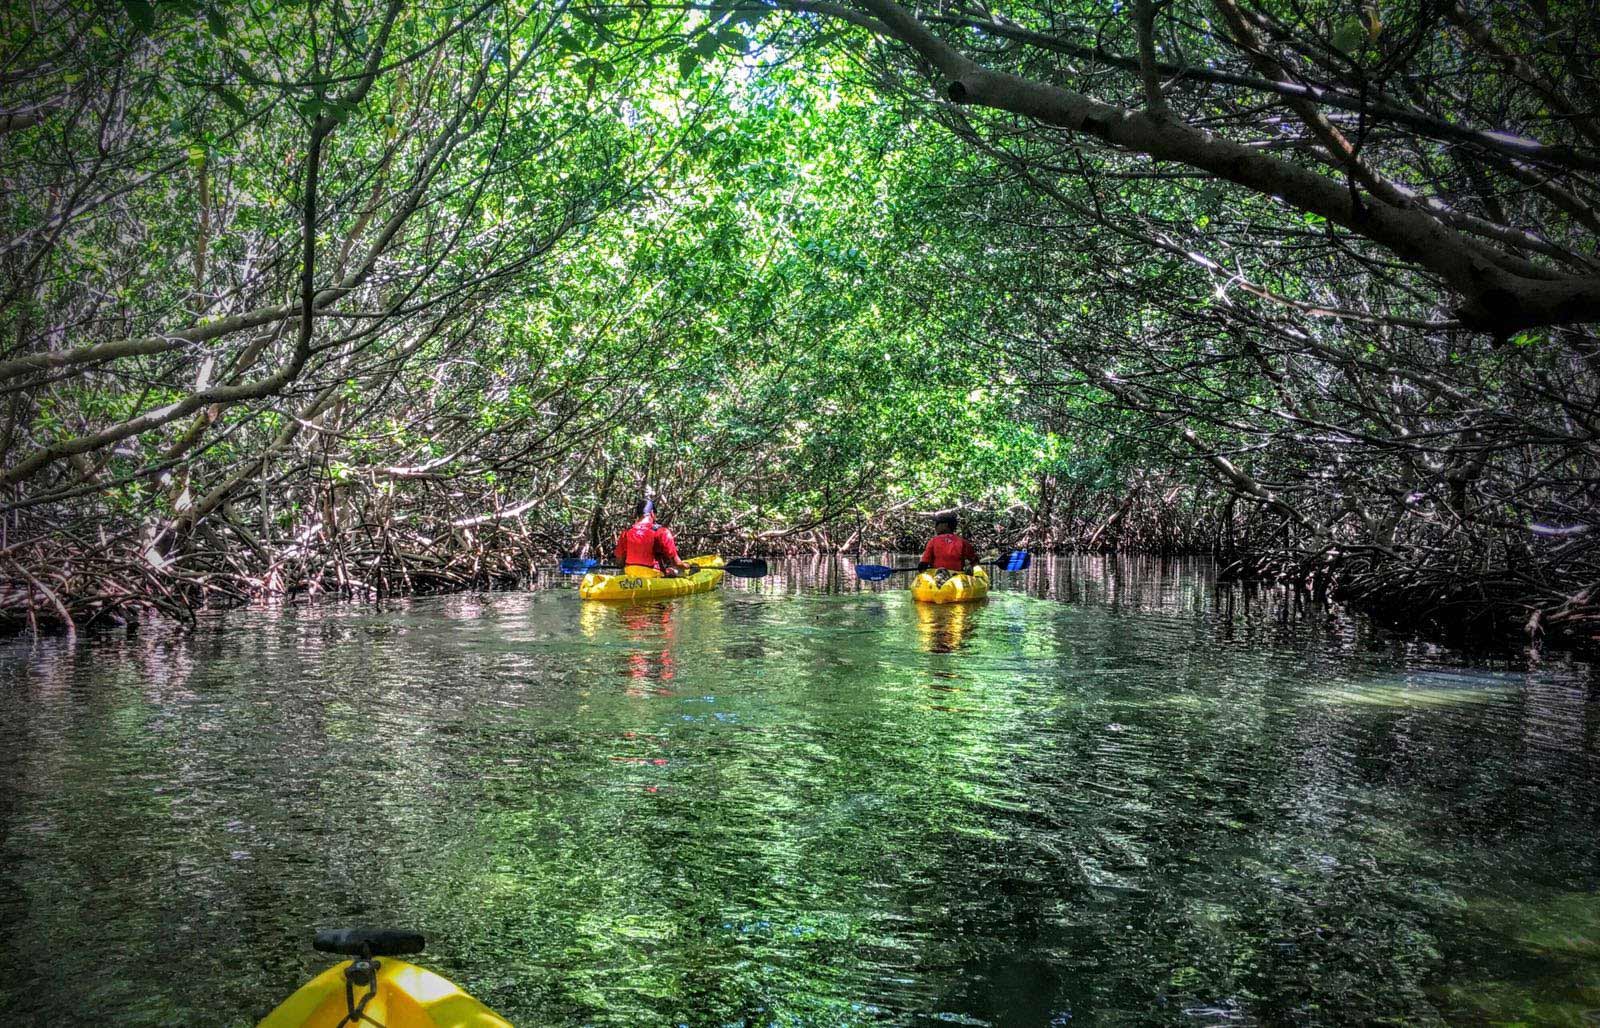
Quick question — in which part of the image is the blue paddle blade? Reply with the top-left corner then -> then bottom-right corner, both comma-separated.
1002,550 -> 1031,572
558,558 -> 599,575
854,564 -> 896,582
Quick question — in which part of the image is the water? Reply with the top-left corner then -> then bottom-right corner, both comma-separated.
2,556 -> 1597,1026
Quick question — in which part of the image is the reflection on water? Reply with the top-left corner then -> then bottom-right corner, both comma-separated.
581,598 -> 694,693
914,601 -> 979,654
1,556 -> 1597,1026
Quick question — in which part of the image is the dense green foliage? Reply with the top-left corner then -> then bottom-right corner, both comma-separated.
2,0 -> 1597,644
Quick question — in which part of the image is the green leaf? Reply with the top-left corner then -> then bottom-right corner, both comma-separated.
120,0 -> 156,30
228,52 -> 267,84
1330,16 -> 1364,54
327,97 -> 360,124
678,51 -> 699,78
573,57 -> 603,92
205,5 -> 230,38
213,86 -> 246,115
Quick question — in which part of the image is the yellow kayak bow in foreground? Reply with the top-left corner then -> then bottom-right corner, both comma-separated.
259,929 -> 509,1028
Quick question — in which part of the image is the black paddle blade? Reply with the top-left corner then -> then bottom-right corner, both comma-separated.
720,557 -> 769,578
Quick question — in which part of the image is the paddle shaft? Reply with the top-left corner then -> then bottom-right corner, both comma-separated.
854,549 -> 1029,581
560,557 -> 768,578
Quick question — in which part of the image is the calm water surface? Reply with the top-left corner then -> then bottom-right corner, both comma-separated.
2,557 -> 1597,1026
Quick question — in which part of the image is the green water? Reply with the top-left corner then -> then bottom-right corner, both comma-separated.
1,558 -> 1597,1026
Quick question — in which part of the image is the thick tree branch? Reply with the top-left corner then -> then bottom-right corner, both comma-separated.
844,0 -> 1600,334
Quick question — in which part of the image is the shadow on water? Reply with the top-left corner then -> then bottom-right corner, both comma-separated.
1,556 -> 1597,1025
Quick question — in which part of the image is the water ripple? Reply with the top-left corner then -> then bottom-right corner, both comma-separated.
1,558 -> 1596,1025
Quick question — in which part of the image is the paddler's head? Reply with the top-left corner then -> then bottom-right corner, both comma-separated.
935,513 -> 958,535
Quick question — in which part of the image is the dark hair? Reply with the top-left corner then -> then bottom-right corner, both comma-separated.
935,513 -> 959,532
634,500 -> 650,518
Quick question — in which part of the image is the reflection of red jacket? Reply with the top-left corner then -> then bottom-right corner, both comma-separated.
615,517 -> 681,568
921,533 -> 977,571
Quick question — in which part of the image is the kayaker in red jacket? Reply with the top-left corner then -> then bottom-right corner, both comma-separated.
919,514 -> 978,573
615,501 -> 689,577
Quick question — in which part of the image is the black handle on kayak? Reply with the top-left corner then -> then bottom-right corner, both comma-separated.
314,928 -> 426,957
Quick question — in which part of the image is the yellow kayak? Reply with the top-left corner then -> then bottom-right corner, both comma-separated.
579,554 -> 725,601
910,564 -> 989,604
260,931 -> 507,1028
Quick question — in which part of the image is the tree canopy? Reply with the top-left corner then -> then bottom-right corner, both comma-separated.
1,0 -> 1596,646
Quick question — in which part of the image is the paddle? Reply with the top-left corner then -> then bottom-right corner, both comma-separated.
990,549 -> 1033,573
558,556 -> 769,578
851,563 -> 920,582
854,549 -> 1032,582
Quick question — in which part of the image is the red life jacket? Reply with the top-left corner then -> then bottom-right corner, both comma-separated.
921,533 -> 978,571
654,526 -> 682,566
616,516 -> 664,568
